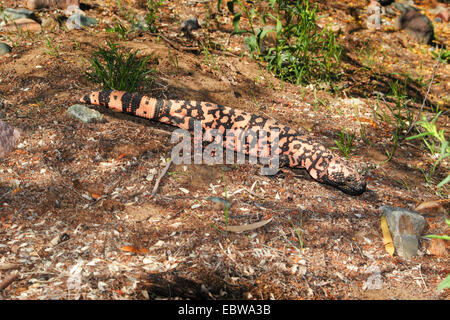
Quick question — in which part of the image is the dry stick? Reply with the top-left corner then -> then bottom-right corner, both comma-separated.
406,45 -> 444,136
418,264 -> 428,291
150,159 -> 173,198
150,33 -> 200,52
150,33 -> 238,57
0,271 -> 19,291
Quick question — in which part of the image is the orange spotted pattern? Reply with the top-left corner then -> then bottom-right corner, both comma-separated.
81,90 -> 366,195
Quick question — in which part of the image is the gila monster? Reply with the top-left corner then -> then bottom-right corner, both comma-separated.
80,90 -> 367,195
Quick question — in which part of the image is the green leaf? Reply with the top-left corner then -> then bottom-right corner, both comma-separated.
405,132 -> 432,140
276,18 -> 282,35
231,12 -> 242,35
424,234 -> 450,241
436,174 -> 450,188
437,274 -> 450,291
259,27 -> 274,41
227,0 -> 235,14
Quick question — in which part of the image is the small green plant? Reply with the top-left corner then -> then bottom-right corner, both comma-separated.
145,0 -> 165,33
115,0 -> 138,26
262,0 -> 343,84
223,175 -> 230,228
358,45 -> 377,69
432,48 -> 450,64
370,80 -> 414,161
425,219 -> 450,291
85,41 -> 154,92
312,88 -> 327,111
405,111 -> 449,189
106,21 -> 131,39
332,127 -> 355,159
220,0 -> 263,56
70,35 -> 81,51
44,35 -> 60,57
290,212 -> 304,249
200,41 -> 220,72
220,0 -> 342,84
168,51 -> 179,72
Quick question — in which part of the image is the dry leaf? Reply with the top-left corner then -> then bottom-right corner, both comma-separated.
224,217 -> 273,233
381,215 -> 395,257
415,200 -> 447,215
120,246 -> 148,254
0,263 -> 20,270
91,193 -> 102,200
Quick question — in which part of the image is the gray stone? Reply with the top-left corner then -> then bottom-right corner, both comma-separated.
206,196 -> 231,208
0,42 -> 11,55
181,16 -> 200,33
394,6 -> 434,44
0,8 -> 35,22
362,265 -> 383,290
380,206 -> 427,260
64,4 -> 83,15
133,15 -> 148,31
67,104 -> 104,123
65,13 -> 97,30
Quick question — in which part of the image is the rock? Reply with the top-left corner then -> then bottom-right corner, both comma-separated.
380,206 -> 427,260
0,42 -> 11,55
27,0 -> 79,10
65,13 -> 97,30
367,0 -> 383,31
0,18 -> 41,32
384,6 -> 397,17
0,120 -> 20,158
394,7 -> 434,44
392,2 -> 415,14
181,16 -> 201,33
133,15 -> 149,31
67,104 -> 104,123
379,0 -> 394,5
64,4 -> 83,16
0,8 -> 35,22
206,196 -> 231,209
362,265 -> 383,290
41,16 -> 59,32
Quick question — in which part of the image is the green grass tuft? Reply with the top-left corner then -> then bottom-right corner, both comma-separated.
85,41 -> 155,92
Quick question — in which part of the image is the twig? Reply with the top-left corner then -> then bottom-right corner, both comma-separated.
0,271 -> 19,291
150,33 -> 200,52
406,45 -> 443,135
150,159 -> 173,198
0,263 -> 20,271
418,264 -> 428,291
149,33 -> 239,57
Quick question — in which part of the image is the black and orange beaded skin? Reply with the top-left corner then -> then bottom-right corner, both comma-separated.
81,90 -> 366,195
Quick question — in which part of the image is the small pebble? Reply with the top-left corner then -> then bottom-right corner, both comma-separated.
66,13 -> 97,30
0,43 -> 11,56
66,104 -> 104,123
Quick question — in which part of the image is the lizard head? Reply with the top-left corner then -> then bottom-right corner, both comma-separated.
320,156 -> 367,196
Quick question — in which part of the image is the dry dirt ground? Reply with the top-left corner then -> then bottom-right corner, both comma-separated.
0,0 -> 449,300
